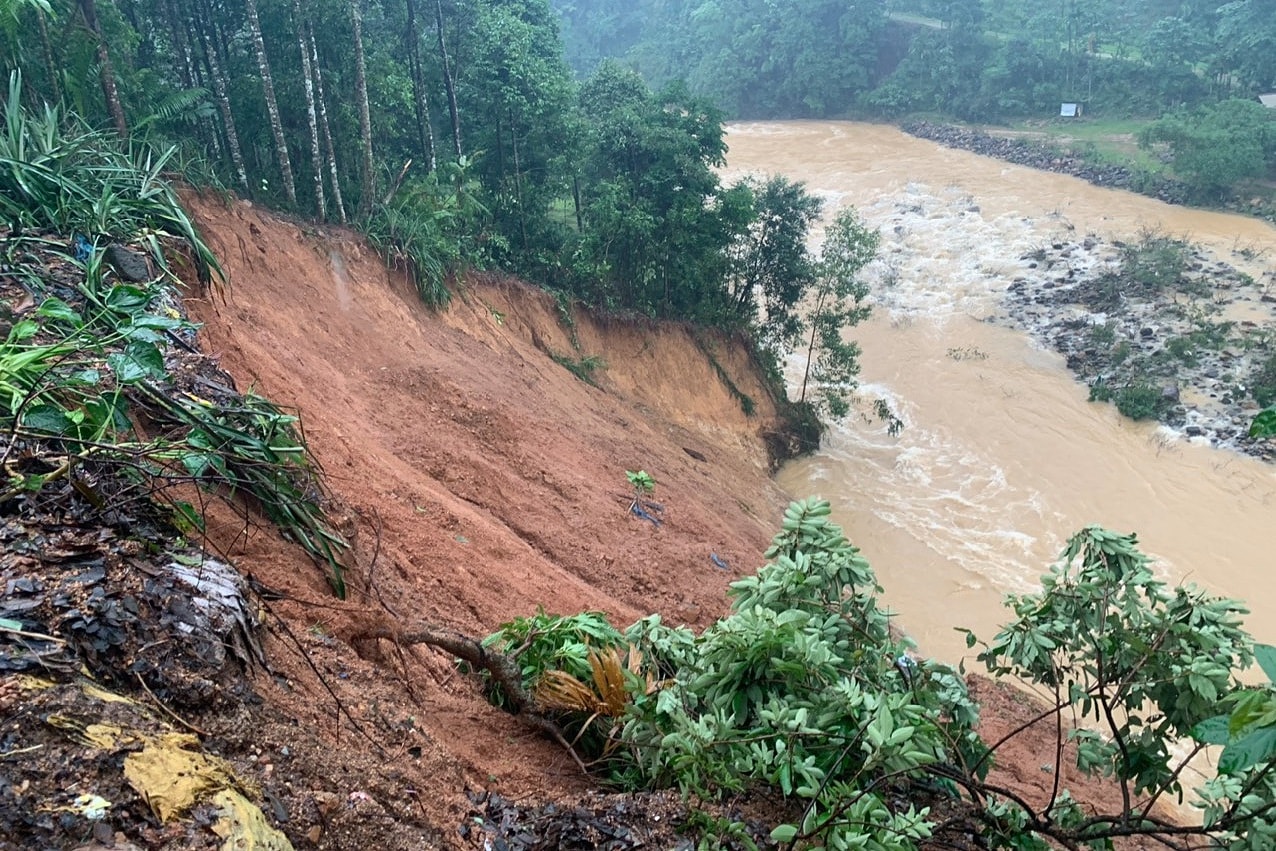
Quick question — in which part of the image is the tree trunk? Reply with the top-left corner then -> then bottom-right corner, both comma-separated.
164,0 -> 194,89
798,290 -> 828,405
292,0 -> 326,218
308,25 -> 347,224
78,0 -> 129,137
176,0 -> 225,160
195,0 -> 251,196
433,0 -> 462,159
244,0 -> 297,205
37,10 -> 61,105
350,0 -> 376,218
509,109 -> 527,252
404,0 -> 436,172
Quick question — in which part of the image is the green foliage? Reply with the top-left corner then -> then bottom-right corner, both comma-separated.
624,469 -> 654,495
365,158 -> 488,309
726,175 -> 822,359
483,497 -> 1276,847
1117,229 -> 1196,296
0,110 -> 348,594
482,609 -> 627,708
1140,100 -> 1276,200
977,526 -> 1251,790
571,63 -> 745,323
0,72 -> 220,286
1084,229 -> 1201,313
1088,378 -> 1170,421
1251,406 -> 1276,439
616,499 -> 982,848
549,351 -> 605,385
1249,352 -> 1276,409
798,208 -> 880,422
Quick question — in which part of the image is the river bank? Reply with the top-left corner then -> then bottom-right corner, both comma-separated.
893,123 -> 1276,460
901,120 -> 1276,223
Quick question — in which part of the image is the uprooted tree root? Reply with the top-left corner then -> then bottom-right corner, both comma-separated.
347,620 -> 591,773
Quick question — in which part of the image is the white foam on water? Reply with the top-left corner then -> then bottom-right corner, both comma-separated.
786,185 -> 1102,594
788,352 -> 1063,594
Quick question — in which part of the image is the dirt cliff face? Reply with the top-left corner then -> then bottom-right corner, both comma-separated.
180,195 -> 793,845
150,196 -> 1170,850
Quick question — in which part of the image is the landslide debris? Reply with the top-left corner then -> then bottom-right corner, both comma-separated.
0,229 -> 323,849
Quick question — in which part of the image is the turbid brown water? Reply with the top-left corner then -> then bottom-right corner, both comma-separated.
724,121 -> 1276,665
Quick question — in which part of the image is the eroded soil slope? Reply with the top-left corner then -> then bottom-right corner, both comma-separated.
180,195 -> 794,845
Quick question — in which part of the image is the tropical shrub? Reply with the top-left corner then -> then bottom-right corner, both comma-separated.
484,501 -> 1276,849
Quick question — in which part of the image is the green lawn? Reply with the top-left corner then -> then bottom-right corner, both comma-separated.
993,117 -> 1165,171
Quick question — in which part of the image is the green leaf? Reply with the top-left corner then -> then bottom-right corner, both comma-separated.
120,325 -> 165,344
1250,407 -> 1276,439
171,501 -> 205,534
1191,715 -> 1231,745
83,395 -> 130,435
104,285 -> 150,314
130,313 -> 189,331
107,341 -> 165,384
769,824 -> 798,843
180,451 -> 213,477
1219,725 -> 1276,773
1256,644 -> 1276,684
6,319 -> 38,341
20,403 -> 72,434
66,369 -> 101,386
37,297 -> 82,326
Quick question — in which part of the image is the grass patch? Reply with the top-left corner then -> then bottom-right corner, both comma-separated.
550,352 -> 605,385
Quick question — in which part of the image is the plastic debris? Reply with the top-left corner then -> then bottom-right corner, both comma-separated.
123,733 -> 244,823
211,789 -> 295,851
709,553 -> 730,571
70,794 -> 112,820
629,503 -> 661,527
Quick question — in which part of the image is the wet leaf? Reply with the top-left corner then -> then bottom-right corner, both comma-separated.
37,297 -> 82,326
20,404 -> 72,435
1219,725 -> 1276,774
107,341 -> 165,384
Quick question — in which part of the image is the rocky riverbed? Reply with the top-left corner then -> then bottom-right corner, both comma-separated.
984,230 -> 1276,460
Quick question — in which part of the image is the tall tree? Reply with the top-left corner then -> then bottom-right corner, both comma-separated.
292,0 -> 325,217
194,0 -> 249,194
726,176 -> 822,354
434,0 -> 461,158
798,208 -> 879,421
577,63 -> 744,318
243,0 -> 297,204
350,0 -> 375,217
77,0 -> 129,136
308,23 -> 346,223
403,0 -> 436,171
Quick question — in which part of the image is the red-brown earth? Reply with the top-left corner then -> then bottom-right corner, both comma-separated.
3,194 -> 1178,849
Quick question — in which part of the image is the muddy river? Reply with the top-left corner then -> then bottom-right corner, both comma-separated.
723,121 -> 1276,665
